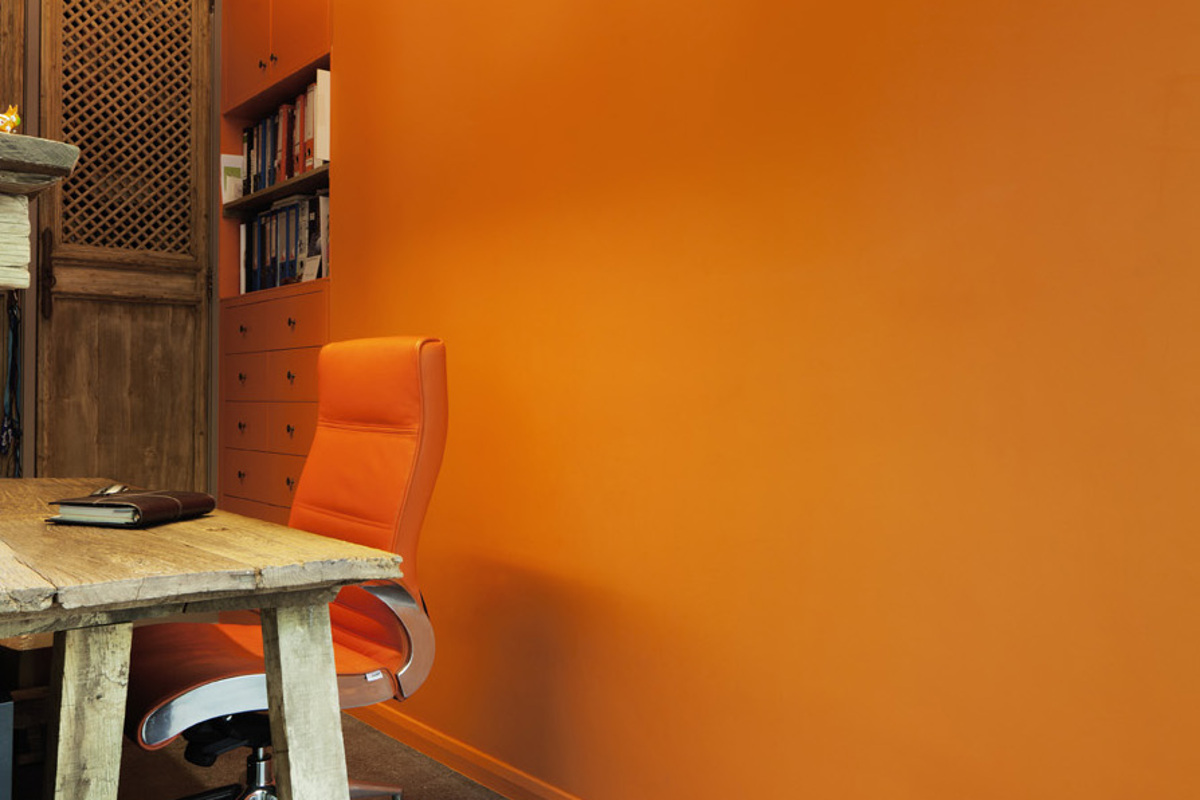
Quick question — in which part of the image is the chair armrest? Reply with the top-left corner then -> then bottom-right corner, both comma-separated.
361,582 -> 435,698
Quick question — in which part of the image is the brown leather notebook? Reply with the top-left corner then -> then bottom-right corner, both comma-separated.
48,489 -> 216,528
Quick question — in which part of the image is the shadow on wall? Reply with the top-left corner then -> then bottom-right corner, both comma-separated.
420,550 -> 672,797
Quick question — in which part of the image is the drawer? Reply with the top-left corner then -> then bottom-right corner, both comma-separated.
221,284 -> 328,354
220,449 -> 306,508
266,402 -> 319,456
223,401 -> 318,455
219,495 -> 291,526
223,349 -> 320,402
223,352 -> 271,402
266,348 -> 320,400
221,302 -> 268,355
221,401 -> 270,451
260,290 -> 328,350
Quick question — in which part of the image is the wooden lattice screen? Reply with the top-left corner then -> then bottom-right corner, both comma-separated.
57,0 -> 195,255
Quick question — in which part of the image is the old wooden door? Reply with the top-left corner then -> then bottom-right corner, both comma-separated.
0,2 -> 26,479
37,0 -> 211,490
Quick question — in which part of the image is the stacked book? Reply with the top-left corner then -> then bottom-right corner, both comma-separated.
242,68 -> 330,195
0,194 -> 30,289
239,193 -> 329,293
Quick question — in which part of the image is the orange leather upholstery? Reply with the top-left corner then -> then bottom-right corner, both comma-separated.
125,336 -> 448,750
288,336 -> 448,593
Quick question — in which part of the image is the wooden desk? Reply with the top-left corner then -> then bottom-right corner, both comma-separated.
0,477 -> 403,800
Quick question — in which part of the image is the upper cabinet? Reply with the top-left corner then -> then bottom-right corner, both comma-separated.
222,0 -> 332,113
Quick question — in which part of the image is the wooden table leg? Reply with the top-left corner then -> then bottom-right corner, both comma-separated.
46,623 -> 132,800
261,603 -> 350,800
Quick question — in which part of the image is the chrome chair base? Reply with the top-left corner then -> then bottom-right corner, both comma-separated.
174,785 -> 243,800
171,741 -> 404,800
174,746 -> 274,800
350,781 -> 404,799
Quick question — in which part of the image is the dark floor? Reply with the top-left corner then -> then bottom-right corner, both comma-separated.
19,714 -> 507,800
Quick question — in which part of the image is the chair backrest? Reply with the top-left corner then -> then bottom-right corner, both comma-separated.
288,336 -> 448,596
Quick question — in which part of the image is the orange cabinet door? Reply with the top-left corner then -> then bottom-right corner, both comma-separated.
220,494 -> 291,525
266,402 -> 319,456
222,0 -> 272,111
267,348 -> 321,400
221,401 -> 270,451
260,288 -> 328,350
262,452 -> 307,507
223,352 -> 271,402
269,0 -> 332,82
221,299 -> 272,354
221,449 -> 305,507
220,447 -> 270,501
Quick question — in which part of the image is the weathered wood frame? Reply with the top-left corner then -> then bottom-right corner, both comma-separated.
36,0 -> 213,490
0,0 -> 25,482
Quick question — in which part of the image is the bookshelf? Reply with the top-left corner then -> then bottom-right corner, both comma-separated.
223,162 -> 328,218
217,0 -> 331,523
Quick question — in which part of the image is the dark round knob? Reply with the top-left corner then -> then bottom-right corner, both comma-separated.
286,370 -> 296,382
285,424 -> 295,437
237,470 -> 246,480
237,421 -> 246,432
237,372 -> 247,383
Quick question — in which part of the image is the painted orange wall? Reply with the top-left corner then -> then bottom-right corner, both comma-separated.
331,1 -> 1200,798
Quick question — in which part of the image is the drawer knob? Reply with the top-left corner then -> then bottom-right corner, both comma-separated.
238,324 -> 247,335
285,424 -> 295,437
286,317 -> 297,329
236,470 -> 246,480
257,59 -> 267,70
286,370 -> 296,383
237,372 -> 247,384
237,421 -> 247,432
285,476 -> 296,491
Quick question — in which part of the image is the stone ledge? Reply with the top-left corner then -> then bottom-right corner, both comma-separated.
0,134 -> 80,196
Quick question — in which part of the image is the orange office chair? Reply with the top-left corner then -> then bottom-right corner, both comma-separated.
124,336 -> 448,800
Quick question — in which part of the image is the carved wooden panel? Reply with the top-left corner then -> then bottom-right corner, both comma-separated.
56,0 -> 197,255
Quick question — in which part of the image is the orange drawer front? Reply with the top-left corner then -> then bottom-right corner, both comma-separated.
221,303 -> 267,355
260,290 -> 328,350
222,352 -> 270,402
266,348 -> 320,400
221,283 -> 328,355
221,401 -> 270,451
266,402 -> 319,456
222,401 -> 318,456
220,449 -> 306,508
219,494 -> 291,526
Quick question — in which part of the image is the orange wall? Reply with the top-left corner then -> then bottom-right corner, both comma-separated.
330,1 -> 1200,798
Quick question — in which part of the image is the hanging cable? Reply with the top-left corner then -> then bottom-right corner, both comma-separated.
1,289 -> 21,477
